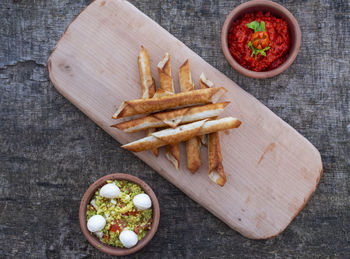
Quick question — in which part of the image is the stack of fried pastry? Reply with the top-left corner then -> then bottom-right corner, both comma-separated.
111,46 -> 241,187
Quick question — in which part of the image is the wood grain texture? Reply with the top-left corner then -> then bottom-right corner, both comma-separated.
48,0 -> 322,239
0,0 -> 349,258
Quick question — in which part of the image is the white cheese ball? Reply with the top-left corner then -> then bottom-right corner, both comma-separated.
119,229 -> 138,248
99,183 -> 120,198
133,193 -> 152,210
87,215 -> 106,232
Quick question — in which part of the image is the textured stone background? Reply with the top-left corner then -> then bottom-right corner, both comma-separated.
0,0 -> 349,258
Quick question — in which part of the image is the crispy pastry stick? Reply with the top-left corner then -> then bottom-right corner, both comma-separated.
158,53 -> 180,169
112,87 -> 227,119
138,46 -> 158,156
179,59 -> 194,92
208,131 -> 226,186
148,130 -> 158,156
112,102 -> 230,133
138,46 -> 156,99
157,53 -> 174,93
199,72 -> 215,146
165,144 -> 180,170
200,73 -> 226,186
179,60 -> 201,173
200,72 -> 215,89
122,117 -> 241,152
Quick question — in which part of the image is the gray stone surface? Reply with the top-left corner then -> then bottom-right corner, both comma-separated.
0,0 -> 349,258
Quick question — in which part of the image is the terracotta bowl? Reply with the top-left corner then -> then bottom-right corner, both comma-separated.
79,173 -> 160,256
221,0 -> 301,78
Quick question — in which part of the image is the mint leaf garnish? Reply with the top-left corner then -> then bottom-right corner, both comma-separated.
246,21 -> 266,32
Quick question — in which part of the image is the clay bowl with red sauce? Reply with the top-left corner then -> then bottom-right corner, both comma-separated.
79,173 -> 160,256
221,0 -> 301,78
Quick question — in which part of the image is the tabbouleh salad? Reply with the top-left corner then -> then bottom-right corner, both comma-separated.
86,180 -> 152,248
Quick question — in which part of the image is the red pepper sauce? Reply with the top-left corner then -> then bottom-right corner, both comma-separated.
228,12 -> 290,72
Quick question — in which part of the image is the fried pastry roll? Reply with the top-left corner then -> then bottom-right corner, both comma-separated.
112,87 -> 227,119
179,60 -> 201,173
122,117 -> 241,152
157,53 -> 174,93
137,46 -> 158,156
157,53 -> 179,169
138,46 -> 156,99
199,72 -> 215,146
200,73 -> 227,186
112,102 -> 229,133
208,131 -> 226,187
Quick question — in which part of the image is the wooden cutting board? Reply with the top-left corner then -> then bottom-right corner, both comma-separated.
48,0 -> 322,239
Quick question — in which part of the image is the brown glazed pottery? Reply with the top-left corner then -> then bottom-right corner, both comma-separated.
221,0 -> 301,78
79,173 -> 160,256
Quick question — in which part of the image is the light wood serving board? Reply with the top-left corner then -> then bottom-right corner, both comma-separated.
48,0 -> 323,239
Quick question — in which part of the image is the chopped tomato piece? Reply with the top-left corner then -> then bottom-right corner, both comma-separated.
129,210 -> 138,216
109,220 -> 122,232
109,224 -> 121,232
122,210 -> 138,217
251,31 -> 269,49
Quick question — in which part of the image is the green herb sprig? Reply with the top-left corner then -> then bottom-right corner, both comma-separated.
248,41 -> 270,57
